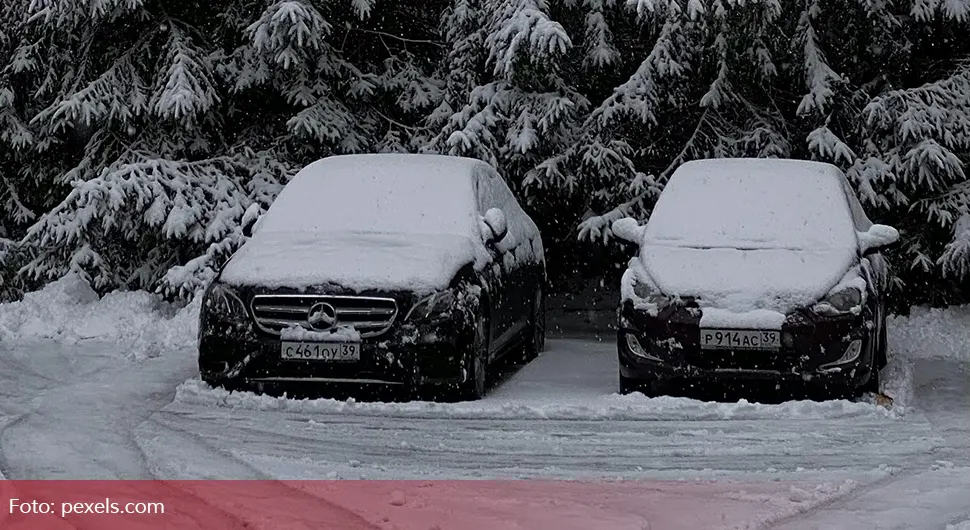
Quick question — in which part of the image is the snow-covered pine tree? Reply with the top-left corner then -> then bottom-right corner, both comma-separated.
7,0 -> 263,299
574,0 -> 791,242
3,0 -> 444,301
852,62 -> 970,304
574,0 -> 970,305
427,0 -> 586,193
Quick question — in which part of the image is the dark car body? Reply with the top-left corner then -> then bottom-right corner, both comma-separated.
613,159 -> 898,398
198,154 -> 546,401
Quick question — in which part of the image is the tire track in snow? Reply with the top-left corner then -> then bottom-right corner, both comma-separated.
0,413 -> 26,480
0,343 -> 197,478
138,416 -> 382,529
763,358 -> 970,528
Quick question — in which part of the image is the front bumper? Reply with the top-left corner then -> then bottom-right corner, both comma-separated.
617,304 -> 876,388
199,314 -> 476,388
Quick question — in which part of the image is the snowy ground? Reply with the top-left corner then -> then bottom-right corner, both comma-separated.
0,276 -> 968,528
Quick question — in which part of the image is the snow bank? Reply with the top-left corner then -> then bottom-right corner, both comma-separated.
889,305 -> 970,363
0,274 -> 200,360
175,379 -> 900,421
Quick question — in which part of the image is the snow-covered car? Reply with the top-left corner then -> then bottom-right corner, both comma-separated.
612,158 -> 899,398
197,154 -> 546,400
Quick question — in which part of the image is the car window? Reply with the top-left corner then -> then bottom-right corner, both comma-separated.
644,159 -> 858,251
840,175 -> 874,232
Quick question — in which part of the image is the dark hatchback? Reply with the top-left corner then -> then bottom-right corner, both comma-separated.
198,154 -> 546,401
612,159 -> 899,398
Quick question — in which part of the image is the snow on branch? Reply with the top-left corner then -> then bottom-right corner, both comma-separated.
349,0 -> 376,19
911,0 -> 970,21
20,156 -> 254,292
484,0 -> 572,79
576,109 -> 713,244
0,88 -> 34,150
583,0 -> 620,68
940,213 -> 970,277
246,1 -> 333,69
859,64 -> 970,202
31,54 -> 148,134
286,95 -> 357,144
807,125 -> 856,165
27,0 -> 145,27
700,31 -> 731,108
586,12 -> 688,130
151,27 -> 220,122
795,0 -> 843,117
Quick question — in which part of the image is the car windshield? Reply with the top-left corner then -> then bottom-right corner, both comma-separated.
257,156 -> 480,238
643,160 -> 858,251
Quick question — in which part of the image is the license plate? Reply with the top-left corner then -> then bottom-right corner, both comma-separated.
280,342 -> 360,361
700,329 -> 780,351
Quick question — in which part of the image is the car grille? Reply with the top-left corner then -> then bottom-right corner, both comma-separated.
250,295 -> 399,338
683,350 -> 799,372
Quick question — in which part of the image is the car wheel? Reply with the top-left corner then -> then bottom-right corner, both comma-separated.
201,371 -> 245,393
619,374 -> 657,397
859,352 -> 881,396
877,311 -> 888,369
456,313 -> 489,401
520,287 -> 545,364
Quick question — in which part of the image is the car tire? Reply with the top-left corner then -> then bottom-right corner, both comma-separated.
859,354 -> 881,396
201,371 -> 245,393
877,311 -> 888,369
456,312 -> 489,401
520,286 -> 546,364
619,374 -> 658,397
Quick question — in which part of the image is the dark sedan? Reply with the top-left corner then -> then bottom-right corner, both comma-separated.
612,158 -> 899,398
198,154 -> 546,401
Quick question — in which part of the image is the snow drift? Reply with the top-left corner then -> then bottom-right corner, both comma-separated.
0,274 -> 199,360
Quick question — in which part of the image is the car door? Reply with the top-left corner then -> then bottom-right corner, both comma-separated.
486,171 -> 534,335
473,167 -> 514,355
840,177 -> 888,348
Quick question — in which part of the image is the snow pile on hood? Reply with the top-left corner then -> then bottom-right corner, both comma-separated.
0,274 -> 200,360
220,231 -> 488,294
627,159 -> 861,314
639,246 -> 856,314
176,378 -> 901,421
889,305 -> 970,363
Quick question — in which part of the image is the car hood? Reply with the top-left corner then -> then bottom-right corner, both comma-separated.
639,244 -> 857,313
219,231 -> 490,295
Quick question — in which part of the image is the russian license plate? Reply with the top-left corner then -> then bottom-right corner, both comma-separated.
280,342 -> 360,362
700,329 -> 780,351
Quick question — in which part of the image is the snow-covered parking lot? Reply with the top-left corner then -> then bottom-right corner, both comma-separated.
1,276 -> 968,529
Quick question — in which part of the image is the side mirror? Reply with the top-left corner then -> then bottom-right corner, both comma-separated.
242,219 -> 256,238
858,224 -> 900,255
611,217 -> 645,245
483,208 -> 509,243
241,203 -> 263,238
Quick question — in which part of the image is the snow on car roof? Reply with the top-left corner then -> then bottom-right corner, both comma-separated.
256,154 -> 486,238
643,158 -> 858,251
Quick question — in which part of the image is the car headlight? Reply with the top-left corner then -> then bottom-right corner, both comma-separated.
405,290 -> 457,321
203,282 -> 248,319
632,281 -> 671,309
813,287 -> 863,316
